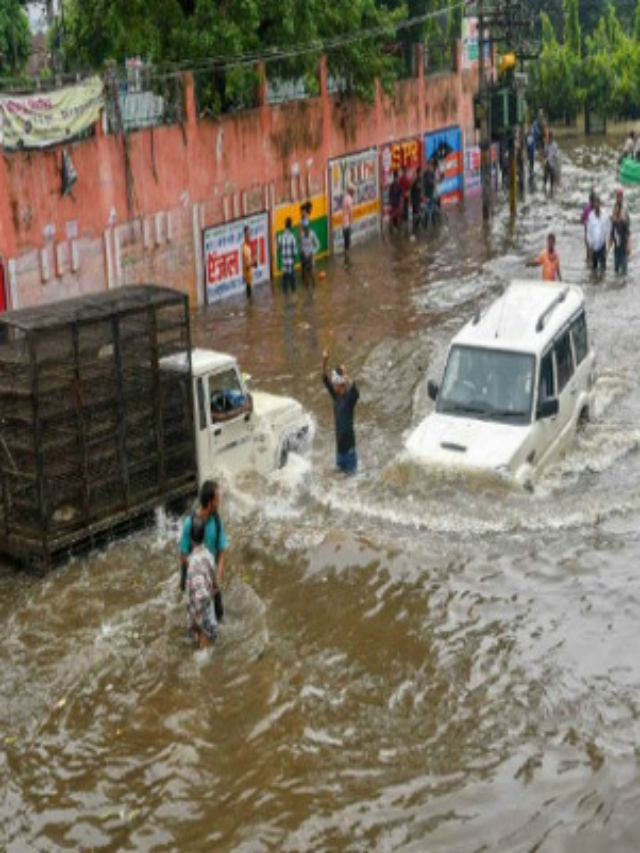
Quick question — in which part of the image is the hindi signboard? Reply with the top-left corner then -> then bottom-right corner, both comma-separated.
380,137 -> 422,218
0,77 -> 104,150
203,213 -> 270,304
328,149 -> 380,254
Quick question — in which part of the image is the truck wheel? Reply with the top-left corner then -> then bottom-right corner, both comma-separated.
577,407 -> 590,431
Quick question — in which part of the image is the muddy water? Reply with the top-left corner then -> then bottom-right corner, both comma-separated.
3,141 -> 640,852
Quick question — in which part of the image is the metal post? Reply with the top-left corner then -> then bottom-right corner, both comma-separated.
479,0 -> 491,220
509,131 -> 517,215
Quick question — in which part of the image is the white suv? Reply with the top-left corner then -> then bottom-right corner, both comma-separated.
406,280 -> 597,484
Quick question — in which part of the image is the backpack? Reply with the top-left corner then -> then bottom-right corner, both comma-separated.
180,510 -> 221,591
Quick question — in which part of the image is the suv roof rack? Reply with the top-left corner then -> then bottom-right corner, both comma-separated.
535,286 -> 569,333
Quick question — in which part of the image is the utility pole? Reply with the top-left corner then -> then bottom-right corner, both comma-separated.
478,0 -> 491,221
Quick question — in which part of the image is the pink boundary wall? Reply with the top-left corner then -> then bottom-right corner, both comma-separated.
0,46 -> 476,311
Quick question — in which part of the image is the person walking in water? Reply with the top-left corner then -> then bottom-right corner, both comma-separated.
277,217 -> 298,295
410,167 -> 422,231
586,195 -> 611,274
299,220 -> 321,290
185,515 -> 218,649
581,189 -> 596,263
180,480 -> 228,621
526,232 -> 562,282
389,171 -> 402,231
322,344 -> 360,475
543,132 -> 559,195
342,183 -> 354,265
610,193 -> 631,275
242,225 -> 257,300
526,123 -> 535,178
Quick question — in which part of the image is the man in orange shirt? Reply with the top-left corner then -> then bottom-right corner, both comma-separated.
526,232 -> 562,282
242,225 -> 257,300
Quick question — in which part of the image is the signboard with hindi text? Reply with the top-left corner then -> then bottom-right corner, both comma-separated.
328,149 -> 380,254
380,137 -> 422,218
0,77 -> 104,150
203,213 -> 270,304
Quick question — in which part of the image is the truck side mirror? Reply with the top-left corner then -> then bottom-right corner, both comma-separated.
537,397 -> 559,419
427,380 -> 439,401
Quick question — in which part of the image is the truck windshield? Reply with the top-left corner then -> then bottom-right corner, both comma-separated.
209,368 -> 248,421
437,346 -> 535,426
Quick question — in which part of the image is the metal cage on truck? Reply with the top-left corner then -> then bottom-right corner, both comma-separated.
0,285 -> 197,570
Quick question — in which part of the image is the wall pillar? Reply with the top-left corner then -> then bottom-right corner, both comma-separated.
0,156 -> 17,259
319,55 -> 332,164
416,44 -> 426,137
184,72 -> 197,128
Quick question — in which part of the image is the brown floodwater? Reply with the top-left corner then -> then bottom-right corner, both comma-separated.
2,140 -> 640,852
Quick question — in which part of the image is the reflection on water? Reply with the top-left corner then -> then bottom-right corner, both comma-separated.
3,141 -> 640,851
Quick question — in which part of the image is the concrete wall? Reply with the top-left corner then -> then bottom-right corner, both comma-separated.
0,46 -> 477,311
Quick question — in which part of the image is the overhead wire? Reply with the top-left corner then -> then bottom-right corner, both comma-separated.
133,0 -> 469,81
2,0 -> 467,92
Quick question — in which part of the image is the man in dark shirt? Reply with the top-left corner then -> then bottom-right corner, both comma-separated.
322,346 -> 360,474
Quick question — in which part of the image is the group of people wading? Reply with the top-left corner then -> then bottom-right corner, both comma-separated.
180,340 -> 361,652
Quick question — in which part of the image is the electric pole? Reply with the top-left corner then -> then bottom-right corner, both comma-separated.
478,0 -> 491,221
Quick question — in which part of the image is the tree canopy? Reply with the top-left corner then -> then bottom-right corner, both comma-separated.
51,0 -> 430,106
528,0 -> 640,120
0,0 -> 31,77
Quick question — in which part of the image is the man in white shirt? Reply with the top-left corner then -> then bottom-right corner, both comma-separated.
621,131 -> 635,161
586,195 -> 611,274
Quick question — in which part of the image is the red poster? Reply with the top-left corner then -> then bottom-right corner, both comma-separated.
380,138 -> 422,218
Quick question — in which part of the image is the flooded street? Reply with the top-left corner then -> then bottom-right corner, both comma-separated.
3,140 -> 640,851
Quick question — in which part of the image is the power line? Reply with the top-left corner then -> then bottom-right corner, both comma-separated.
1,0 -> 470,91
145,1 -> 469,80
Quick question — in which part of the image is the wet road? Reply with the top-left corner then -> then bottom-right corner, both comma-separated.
2,140 -> 640,852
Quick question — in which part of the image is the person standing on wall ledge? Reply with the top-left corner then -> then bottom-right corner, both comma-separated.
242,225 -> 257,300
180,479 -> 228,622
342,183 -> 355,266
322,344 -> 360,475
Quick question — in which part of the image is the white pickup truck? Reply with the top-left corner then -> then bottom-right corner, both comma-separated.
0,284 -> 310,569
163,348 -> 311,480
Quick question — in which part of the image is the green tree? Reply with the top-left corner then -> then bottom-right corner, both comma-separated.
634,0 -> 640,40
564,0 -> 581,56
319,0 -> 403,100
528,13 -> 582,122
0,0 -> 31,77
582,5 -> 619,116
60,0 -> 406,108
609,32 -> 640,116
61,0 -> 186,68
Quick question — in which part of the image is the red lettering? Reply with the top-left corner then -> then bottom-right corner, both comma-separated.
208,250 -> 239,284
